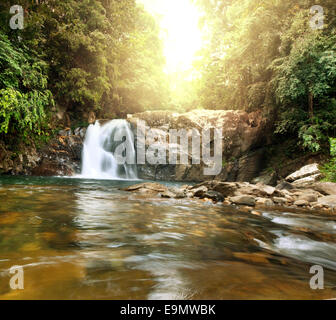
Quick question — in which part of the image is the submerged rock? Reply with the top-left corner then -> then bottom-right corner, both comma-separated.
123,183 -> 168,195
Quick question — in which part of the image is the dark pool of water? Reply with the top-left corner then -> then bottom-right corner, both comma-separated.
0,176 -> 336,300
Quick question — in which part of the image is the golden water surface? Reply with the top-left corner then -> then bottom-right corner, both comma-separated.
0,176 -> 336,300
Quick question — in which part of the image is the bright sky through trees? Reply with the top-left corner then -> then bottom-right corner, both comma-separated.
138,0 -> 203,74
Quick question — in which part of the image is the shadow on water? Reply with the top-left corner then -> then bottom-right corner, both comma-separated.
0,176 -> 336,299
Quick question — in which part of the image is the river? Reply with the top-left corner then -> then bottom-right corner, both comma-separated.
0,176 -> 336,299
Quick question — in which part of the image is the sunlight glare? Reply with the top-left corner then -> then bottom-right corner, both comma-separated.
139,0 -> 203,74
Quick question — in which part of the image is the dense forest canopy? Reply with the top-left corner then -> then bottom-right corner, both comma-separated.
0,0 -> 335,160
0,0 -> 168,141
194,0 -> 336,153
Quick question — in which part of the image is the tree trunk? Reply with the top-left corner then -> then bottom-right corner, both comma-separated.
308,91 -> 314,119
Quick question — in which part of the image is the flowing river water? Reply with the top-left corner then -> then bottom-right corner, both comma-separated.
0,176 -> 336,300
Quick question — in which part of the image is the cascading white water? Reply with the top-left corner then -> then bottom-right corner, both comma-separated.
81,120 -> 138,180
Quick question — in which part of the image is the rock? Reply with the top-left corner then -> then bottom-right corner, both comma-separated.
252,171 -> 278,186
191,181 -> 238,198
311,202 -> 324,210
235,183 -> 274,198
191,186 -> 208,198
211,182 -> 239,197
318,196 -> 336,208
297,193 -> 318,203
292,174 -> 322,185
160,190 -> 177,199
251,210 -> 262,216
31,159 -> 74,176
273,197 -> 287,205
284,195 -> 295,203
129,109 -> 270,182
256,198 -> 274,206
258,184 -> 276,196
74,127 -> 82,136
169,187 -> 186,199
58,128 -> 72,136
285,163 -> 320,183
311,182 -> 336,196
276,181 -> 294,190
202,191 -> 225,203
122,182 -> 168,194
88,111 -> 96,124
294,200 -> 309,207
229,195 -> 256,206
79,128 -> 87,139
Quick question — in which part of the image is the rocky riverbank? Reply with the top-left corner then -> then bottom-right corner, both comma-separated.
122,161 -> 336,214
122,180 -> 336,214
0,110 -> 331,191
0,127 -> 86,176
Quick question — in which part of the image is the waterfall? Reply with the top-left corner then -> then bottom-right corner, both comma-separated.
81,120 -> 138,180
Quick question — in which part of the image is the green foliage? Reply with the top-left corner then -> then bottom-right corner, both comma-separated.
321,138 -> 336,182
196,0 -> 336,153
0,0 -> 168,147
0,32 -> 53,140
23,0 -> 168,117
330,138 -> 336,157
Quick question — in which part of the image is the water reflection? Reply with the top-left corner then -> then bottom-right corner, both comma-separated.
0,177 -> 336,299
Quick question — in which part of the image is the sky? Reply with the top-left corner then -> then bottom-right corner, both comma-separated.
138,0 -> 203,74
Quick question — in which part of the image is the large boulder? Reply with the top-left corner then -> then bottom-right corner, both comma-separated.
285,163 -> 321,184
311,182 -> 336,196
128,110 -> 270,182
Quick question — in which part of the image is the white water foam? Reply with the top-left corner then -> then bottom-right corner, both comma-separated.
80,120 -> 138,180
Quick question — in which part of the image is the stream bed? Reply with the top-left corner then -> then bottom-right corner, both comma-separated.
0,176 -> 336,299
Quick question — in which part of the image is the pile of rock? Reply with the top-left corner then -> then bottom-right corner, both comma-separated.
122,179 -> 336,213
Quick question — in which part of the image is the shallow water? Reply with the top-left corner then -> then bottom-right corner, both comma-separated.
0,176 -> 336,300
